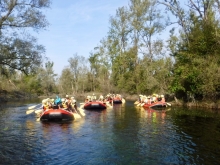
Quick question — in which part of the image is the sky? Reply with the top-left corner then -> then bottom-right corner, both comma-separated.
33,0 -> 130,76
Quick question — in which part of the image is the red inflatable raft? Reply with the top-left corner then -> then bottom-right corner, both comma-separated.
142,101 -> 167,109
40,109 -> 74,121
112,98 -> 122,104
84,101 -> 106,110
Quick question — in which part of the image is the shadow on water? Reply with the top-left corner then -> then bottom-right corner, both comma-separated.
1,100 -> 220,164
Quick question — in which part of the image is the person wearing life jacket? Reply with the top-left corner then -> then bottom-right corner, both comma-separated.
157,95 -> 162,101
64,95 -> 72,111
61,98 -> 67,109
99,94 -> 104,102
71,96 -> 77,112
161,95 -> 166,103
152,94 -> 157,103
147,96 -> 151,105
42,99 -> 48,111
54,95 -> 62,109
86,95 -> 91,102
42,98 -> 52,110
138,95 -> 142,103
91,93 -> 96,101
143,96 -> 148,104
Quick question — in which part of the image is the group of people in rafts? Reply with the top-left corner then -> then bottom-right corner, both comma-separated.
42,95 -> 78,112
136,94 -> 166,105
85,93 -> 123,104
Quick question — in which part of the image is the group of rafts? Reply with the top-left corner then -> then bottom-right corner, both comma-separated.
134,94 -> 171,109
28,94 -> 125,121
83,93 -> 125,110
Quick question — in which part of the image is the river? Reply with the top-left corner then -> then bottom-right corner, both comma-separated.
0,100 -> 220,165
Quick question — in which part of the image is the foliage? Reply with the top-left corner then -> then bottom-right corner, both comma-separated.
165,0 -> 220,100
0,34 -> 45,76
0,0 -> 50,76
58,54 -> 89,95
3,0 -> 220,102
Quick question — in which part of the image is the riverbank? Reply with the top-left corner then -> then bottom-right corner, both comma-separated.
1,90 -> 220,110
0,90 -> 37,102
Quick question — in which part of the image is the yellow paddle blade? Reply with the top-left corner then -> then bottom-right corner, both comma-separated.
36,118 -> 41,122
134,101 -> 139,104
28,103 -> 41,109
166,102 -> 171,106
122,99 -> 126,103
28,105 -> 36,109
26,109 -> 35,115
74,113 -> 81,119
35,109 -> 43,114
141,103 -> 145,106
78,108 -> 85,117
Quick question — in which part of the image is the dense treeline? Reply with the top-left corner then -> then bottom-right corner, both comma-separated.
1,0 -> 220,102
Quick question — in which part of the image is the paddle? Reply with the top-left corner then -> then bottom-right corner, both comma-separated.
35,109 -> 43,114
36,117 -> 41,122
166,102 -> 172,106
26,109 -> 35,115
73,110 -> 81,119
137,102 -> 142,106
28,103 -> 41,110
105,101 -> 112,107
134,101 -> 139,104
77,108 -> 86,117
122,98 -> 126,104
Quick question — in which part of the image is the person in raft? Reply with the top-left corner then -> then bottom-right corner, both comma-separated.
65,95 -> 73,112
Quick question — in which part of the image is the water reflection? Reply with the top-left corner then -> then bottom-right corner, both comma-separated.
1,101 -> 220,164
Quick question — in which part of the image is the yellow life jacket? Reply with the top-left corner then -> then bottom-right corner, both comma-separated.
62,102 -> 67,108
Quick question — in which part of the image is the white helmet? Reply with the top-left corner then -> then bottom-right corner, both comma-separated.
61,98 -> 65,102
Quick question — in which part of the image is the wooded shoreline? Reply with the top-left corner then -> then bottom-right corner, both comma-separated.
1,90 -> 220,110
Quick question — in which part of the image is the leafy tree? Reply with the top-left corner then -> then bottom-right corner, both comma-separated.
58,67 -> 73,95
164,0 -> 220,100
37,61 -> 57,95
0,0 -> 50,32
0,0 -> 50,76
107,0 -> 168,94
0,34 -> 45,76
68,53 -> 88,94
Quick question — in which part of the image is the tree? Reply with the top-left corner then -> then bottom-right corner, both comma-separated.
0,0 -> 51,76
163,0 -> 220,100
59,68 -> 73,95
38,61 -> 57,95
0,0 -> 50,33
106,0 -> 168,94
0,34 -> 45,76
68,54 -> 88,94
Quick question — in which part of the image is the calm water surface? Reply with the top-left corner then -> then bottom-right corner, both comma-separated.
0,100 -> 220,165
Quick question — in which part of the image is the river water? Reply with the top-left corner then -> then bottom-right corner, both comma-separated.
0,100 -> 220,165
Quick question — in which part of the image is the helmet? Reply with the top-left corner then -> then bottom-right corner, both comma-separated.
66,95 -> 69,98
61,98 -> 65,102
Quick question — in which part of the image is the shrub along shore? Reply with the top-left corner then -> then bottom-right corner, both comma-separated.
1,90 -> 220,110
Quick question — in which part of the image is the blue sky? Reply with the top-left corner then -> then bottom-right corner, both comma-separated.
33,0 -> 130,75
